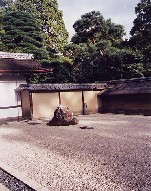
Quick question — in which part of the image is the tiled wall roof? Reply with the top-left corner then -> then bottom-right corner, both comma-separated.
17,77 -> 151,94
17,83 -> 107,91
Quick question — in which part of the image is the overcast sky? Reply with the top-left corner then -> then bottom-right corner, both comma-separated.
58,0 -> 140,40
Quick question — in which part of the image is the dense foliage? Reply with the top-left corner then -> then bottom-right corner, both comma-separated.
0,0 -> 68,56
27,60 -> 72,83
72,11 -> 125,45
0,0 -> 5,7
0,1 -> 150,83
1,11 -> 49,60
64,11 -> 144,82
129,0 -> 151,76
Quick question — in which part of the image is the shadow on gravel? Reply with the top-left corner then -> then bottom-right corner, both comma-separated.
0,167 -> 34,191
0,117 -> 22,126
0,114 -> 151,191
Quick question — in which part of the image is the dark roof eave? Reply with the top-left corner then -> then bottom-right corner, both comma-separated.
0,69 -> 53,74
99,89 -> 151,96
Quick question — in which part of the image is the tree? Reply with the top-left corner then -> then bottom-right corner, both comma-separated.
64,41 -> 143,82
28,60 -> 72,83
0,7 -> 5,50
1,11 -> 49,60
130,0 -> 151,76
2,0 -> 69,56
71,11 -> 125,46
64,11 -> 143,82
0,0 -> 15,12
0,0 -> 8,50
0,0 -> 5,6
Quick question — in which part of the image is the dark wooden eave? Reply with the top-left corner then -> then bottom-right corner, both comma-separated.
0,69 -> 52,74
99,77 -> 151,95
0,58 -> 53,74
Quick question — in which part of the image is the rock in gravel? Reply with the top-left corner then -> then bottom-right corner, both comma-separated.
47,106 -> 79,126
27,120 -> 42,125
80,125 -> 94,129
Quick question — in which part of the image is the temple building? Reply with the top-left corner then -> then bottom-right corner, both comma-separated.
0,52 -> 52,120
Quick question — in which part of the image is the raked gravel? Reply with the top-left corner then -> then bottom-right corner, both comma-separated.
0,114 -> 151,191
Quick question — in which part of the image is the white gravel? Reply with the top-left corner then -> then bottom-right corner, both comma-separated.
0,114 -> 151,191
0,183 -> 9,191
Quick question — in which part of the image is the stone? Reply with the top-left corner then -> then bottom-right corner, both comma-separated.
47,106 -> 79,126
27,120 -> 42,125
80,126 -> 94,129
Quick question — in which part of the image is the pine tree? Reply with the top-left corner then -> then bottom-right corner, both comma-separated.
130,0 -> 151,73
1,11 -> 49,60
0,0 -> 7,50
72,11 -> 125,45
64,11 -> 143,82
5,0 -> 69,56
0,0 -> 4,6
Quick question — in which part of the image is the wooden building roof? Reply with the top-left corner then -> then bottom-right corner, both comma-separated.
100,77 -> 151,95
0,58 -> 52,74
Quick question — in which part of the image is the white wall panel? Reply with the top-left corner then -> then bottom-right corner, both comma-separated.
0,81 -> 25,119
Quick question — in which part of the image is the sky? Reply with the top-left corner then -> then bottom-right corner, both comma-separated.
58,0 -> 140,40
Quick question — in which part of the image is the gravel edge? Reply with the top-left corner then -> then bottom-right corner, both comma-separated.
0,161 -> 49,191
